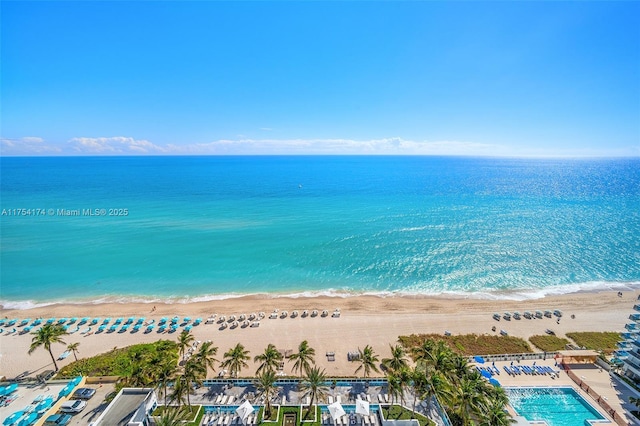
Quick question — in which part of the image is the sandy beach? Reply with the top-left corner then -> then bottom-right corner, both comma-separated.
0,290 -> 635,380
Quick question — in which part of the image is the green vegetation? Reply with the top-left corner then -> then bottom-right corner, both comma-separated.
397,338 -> 515,425
399,333 -> 532,356
57,340 -> 178,378
300,405 -> 320,424
153,405 -> 203,426
28,324 -> 67,372
381,405 -> 435,426
566,332 -> 622,354
529,335 -> 570,352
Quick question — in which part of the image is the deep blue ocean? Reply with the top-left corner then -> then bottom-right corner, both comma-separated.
1,156 -> 639,308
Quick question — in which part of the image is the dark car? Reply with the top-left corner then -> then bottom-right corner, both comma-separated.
44,414 -> 73,425
72,387 -> 96,400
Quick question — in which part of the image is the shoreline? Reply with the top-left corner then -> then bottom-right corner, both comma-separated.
2,280 -> 639,310
0,290 -> 636,379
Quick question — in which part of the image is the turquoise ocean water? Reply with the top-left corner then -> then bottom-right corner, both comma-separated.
1,156 -> 639,308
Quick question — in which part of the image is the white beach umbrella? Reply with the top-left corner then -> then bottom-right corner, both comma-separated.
236,400 -> 254,424
328,401 -> 346,424
355,399 -> 370,416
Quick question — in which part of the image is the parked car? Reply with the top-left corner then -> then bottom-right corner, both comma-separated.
59,399 -> 87,413
44,414 -> 73,425
72,387 -> 96,400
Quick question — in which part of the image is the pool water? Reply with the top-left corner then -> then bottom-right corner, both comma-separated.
506,387 -> 607,426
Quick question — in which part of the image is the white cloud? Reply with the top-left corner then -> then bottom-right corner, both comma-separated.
0,137 -> 60,154
68,137 -> 167,154
1,135 -> 637,157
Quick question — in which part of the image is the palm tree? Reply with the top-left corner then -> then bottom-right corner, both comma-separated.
28,324 -> 67,371
193,341 -> 218,376
67,342 -> 80,362
156,359 -> 178,406
478,397 -> 515,426
169,376 -> 189,407
381,344 -> 408,373
182,358 -> 206,407
289,340 -> 316,377
299,367 -> 328,416
254,343 -> 283,375
354,345 -> 380,378
415,367 -> 451,413
154,406 -> 191,426
221,343 -> 251,378
386,371 -> 403,406
177,330 -> 195,361
451,371 -> 487,426
255,370 -> 277,419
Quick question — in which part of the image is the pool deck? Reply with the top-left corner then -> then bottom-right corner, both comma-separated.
476,358 -> 640,425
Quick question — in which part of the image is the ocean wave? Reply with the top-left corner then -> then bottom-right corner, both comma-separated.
2,280 -> 640,310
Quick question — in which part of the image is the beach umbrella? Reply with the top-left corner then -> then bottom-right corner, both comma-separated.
58,384 -> 73,398
489,378 -> 501,387
235,400 -> 254,424
35,396 -> 54,412
2,383 -> 18,396
17,412 -> 38,426
3,411 -> 25,425
328,401 -> 346,424
473,356 -> 485,364
355,399 -> 369,416
480,370 -> 492,379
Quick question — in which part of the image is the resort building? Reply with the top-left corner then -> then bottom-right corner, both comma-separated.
618,302 -> 640,383
89,388 -> 157,426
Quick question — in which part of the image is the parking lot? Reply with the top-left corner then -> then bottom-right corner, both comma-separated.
63,383 -> 115,426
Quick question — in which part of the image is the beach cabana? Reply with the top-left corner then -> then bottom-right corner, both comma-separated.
235,400 -> 254,425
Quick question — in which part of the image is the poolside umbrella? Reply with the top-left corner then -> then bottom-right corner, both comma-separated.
328,401 -> 346,425
480,370 -> 492,379
489,378 -> 501,387
355,399 -> 370,416
17,412 -> 38,426
236,400 -> 254,424
3,411 -> 25,425
473,356 -> 485,364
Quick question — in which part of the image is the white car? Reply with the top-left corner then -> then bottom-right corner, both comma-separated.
59,399 -> 87,413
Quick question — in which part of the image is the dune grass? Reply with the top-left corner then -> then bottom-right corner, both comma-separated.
399,333 -> 532,356
529,335 -> 570,352
565,332 -> 622,354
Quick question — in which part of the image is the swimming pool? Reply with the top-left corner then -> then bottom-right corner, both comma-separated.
506,387 -> 607,426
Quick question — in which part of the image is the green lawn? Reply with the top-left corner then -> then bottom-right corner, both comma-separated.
381,405 -> 435,426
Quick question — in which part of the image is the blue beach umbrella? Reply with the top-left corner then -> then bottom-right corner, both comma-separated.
46,318 -> 55,324
473,356 -> 485,364
489,378 -> 501,387
71,375 -> 83,385
35,396 -> 54,412
58,385 -> 73,398
17,412 -> 38,426
3,411 -> 25,425
480,370 -> 492,379
2,383 -> 18,396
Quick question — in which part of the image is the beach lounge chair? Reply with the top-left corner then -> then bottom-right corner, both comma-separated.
363,415 -> 370,425
228,395 -> 235,404
377,394 -> 384,403
311,310 -> 318,317
500,329 -> 508,336
503,312 -> 511,320
328,396 -> 334,404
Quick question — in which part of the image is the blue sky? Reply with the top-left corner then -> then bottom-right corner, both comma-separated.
1,1 -> 638,156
